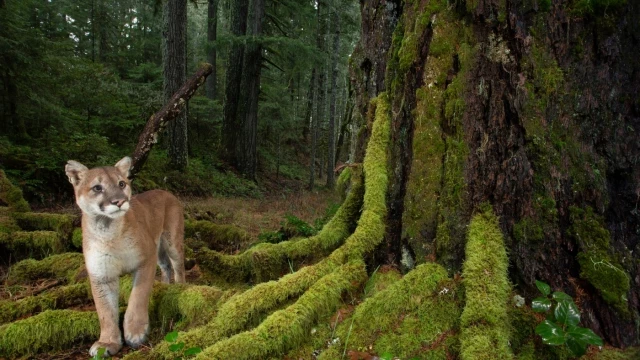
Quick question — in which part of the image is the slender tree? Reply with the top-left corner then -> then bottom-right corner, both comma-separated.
206,0 -> 217,100
326,10 -> 340,188
163,0 -> 188,170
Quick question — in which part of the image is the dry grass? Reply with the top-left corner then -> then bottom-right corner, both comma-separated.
183,189 -> 340,237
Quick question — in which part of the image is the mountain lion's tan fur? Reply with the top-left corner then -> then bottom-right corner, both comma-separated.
65,157 -> 185,357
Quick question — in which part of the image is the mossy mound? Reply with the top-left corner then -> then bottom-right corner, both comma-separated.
0,309 -> 99,358
0,170 -> 30,213
5,252 -> 85,285
460,208 -> 513,360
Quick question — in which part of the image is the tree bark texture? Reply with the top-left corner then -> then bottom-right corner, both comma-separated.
235,0 -> 265,180
326,12 -> 340,189
163,0 -> 188,171
206,0 -> 218,101
302,69 -> 316,141
353,0 -> 640,348
130,63 -> 213,178
309,1 -> 326,190
222,0 -> 249,165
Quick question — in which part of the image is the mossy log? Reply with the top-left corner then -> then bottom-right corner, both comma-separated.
460,208 -> 512,360
0,170 -> 30,213
195,175 -> 363,283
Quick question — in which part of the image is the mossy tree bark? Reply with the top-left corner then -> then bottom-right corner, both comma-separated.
351,0 -> 639,348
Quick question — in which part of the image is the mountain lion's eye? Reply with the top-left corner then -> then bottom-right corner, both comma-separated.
92,185 -> 103,192
119,181 -> 126,189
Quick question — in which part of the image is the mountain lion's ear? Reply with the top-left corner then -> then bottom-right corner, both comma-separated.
65,160 -> 88,186
114,156 -> 132,178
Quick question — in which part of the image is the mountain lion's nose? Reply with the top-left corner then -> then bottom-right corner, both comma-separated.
111,199 -> 126,208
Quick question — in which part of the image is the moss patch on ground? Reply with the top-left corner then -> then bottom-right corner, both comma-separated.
0,170 -> 30,213
460,208 -> 512,360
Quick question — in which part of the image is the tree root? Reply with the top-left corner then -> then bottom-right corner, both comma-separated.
195,174 -> 364,283
126,92 -> 391,359
460,208 -> 513,360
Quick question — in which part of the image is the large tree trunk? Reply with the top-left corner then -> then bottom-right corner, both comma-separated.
206,0 -> 218,101
222,0 -> 249,165
235,0 -> 265,180
163,0 -> 188,171
326,12 -> 340,189
352,0 -> 640,348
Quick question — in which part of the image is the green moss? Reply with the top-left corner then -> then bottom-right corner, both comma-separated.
586,346 -> 640,360
150,283 -> 227,329
318,263 -> 457,359
194,261 -> 367,359
5,252 -> 85,285
71,227 -> 82,249
184,220 -> 251,252
0,309 -> 99,358
336,166 -> 352,199
513,218 -> 544,243
569,206 -> 630,314
460,208 -> 513,360
4,230 -> 66,258
363,267 -> 401,298
572,0 -> 627,16
0,282 -> 91,324
0,170 -> 30,213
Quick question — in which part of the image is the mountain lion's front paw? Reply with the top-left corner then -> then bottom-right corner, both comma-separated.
89,341 -> 122,357
124,322 -> 149,348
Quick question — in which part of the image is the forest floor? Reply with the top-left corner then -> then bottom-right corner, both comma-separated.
0,185 -> 340,360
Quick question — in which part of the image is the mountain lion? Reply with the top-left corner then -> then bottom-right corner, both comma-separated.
65,156 -> 185,357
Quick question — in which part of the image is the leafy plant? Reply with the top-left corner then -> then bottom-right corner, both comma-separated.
91,347 -> 106,360
532,280 -> 603,357
164,331 -> 202,359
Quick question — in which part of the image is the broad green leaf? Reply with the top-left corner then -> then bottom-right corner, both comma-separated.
535,320 -> 566,345
169,342 -> 185,352
184,347 -> 202,356
566,336 -> 588,357
552,291 -> 572,301
165,331 -> 179,343
554,300 -> 580,327
567,326 -> 603,346
532,297 -> 552,312
536,280 -> 551,296
92,347 -> 106,360
381,353 -> 393,360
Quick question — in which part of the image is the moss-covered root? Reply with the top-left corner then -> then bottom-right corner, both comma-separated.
2,230 -> 66,259
5,252 -> 85,285
318,263 -> 455,360
0,282 -> 91,324
184,220 -> 251,252
196,175 -> 364,283
195,261 -> 367,359
0,309 -> 99,358
0,170 -> 30,213
149,283 -> 227,329
460,208 -> 513,360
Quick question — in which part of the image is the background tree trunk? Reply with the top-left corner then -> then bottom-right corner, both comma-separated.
206,0 -> 217,101
326,11 -> 340,189
222,0 -> 249,165
236,0 -> 265,180
163,0 -> 188,171
309,1 -> 325,190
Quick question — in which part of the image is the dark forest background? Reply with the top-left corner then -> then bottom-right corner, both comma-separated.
0,0 -> 360,204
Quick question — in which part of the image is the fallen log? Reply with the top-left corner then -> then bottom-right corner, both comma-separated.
130,63 -> 213,178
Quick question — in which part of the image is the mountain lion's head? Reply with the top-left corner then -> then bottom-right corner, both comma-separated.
65,156 -> 132,218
